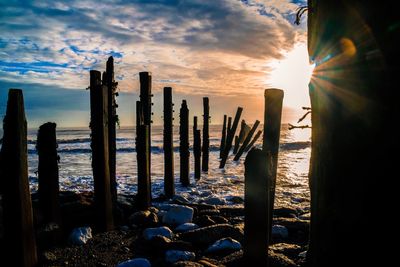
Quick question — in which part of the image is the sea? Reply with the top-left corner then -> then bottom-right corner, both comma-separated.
2,124 -> 311,211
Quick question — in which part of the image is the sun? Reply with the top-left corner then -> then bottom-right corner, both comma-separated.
267,43 -> 315,109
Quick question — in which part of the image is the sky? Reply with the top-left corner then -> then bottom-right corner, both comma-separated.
0,0 -> 310,128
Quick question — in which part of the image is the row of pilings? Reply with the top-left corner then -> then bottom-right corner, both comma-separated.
0,56 -> 285,266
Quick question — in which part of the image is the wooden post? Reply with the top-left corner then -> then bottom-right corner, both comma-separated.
234,120 -> 260,161
136,101 -> 151,209
0,89 -> 38,267
219,115 -> 227,158
202,97 -> 209,172
219,107 -> 243,168
227,116 -> 232,133
139,72 -> 152,185
90,70 -> 114,231
163,87 -> 174,198
233,135 -> 240,155
233,120 -> 246,154
244,148 -> 269,266
244,130 -> 262,152
179,100 -> 190,186
262,88 -> 284,241
104,56 -> 118,204
37,122 -> 60,225
193,116 -> 201,180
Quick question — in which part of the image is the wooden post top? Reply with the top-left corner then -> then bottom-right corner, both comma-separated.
264,88 -> 284,97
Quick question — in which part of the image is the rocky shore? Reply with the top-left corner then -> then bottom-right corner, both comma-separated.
0,191 -> 310,266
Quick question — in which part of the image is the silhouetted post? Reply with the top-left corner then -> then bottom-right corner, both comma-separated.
262,88 -> 284,241
139,72 -> 152,184
104,56 -> 118,204
234,120 -> 260,161
193,116 -> 201,180
163,87 -> 174,198
244,130 -> 262,152
90,70 -> 114,231
202,97 -> 209,172
37,122 -> 60,225
233,120 -> 246,154
244,148 -> 269,266
219,115 -> 227,158
233,135 -> 239,154
0,89 -> 38,267
179,100 -> 190,186
136,101 -> 151,209
219,107 -> 243,168
227,116 -> 232,133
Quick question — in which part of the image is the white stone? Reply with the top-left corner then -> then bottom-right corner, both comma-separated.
68,227 -> 92,245
117,258 -> 151,267
272,225 -> 289,239
162,205 -> 194,225
143,226 -> 173,240
175,223 -> 199,233
205,237 -> 242,253
165,250 -> 195,263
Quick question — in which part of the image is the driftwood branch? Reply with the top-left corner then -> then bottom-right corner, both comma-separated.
297,111 -> 312,123
288,123 -> 311,130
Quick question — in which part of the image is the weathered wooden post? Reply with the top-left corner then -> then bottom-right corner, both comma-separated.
262,88 -> 284,241
90,70 -> 114,231
234,120 -> 260,161
163,87 -> 174,198
219,115 -> 227,158
179,100 -> 190,186
0,89 -> 38,267
227,116 -> 232,133
104,56 -> 118,204
219,107 -> 243,168
244,130 -> 262,152
202,97 -> 209,172
193,116 -> 201,180
233,120 -> 247,154
136,101 -> 151,209
37,122 -> 60,225
139,72 -> 152,183
244,148 -> 269,266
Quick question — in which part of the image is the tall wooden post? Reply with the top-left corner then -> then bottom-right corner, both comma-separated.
136,101 -> 151,209
219,115 -> 227,158
179,100 -> 190,186
244,148 -> 269,266
90,70 -> 114,231
139,72 -> 152,185
193,116 -> 201,180
202,97 -> 209,172
244,130 -> 262,152
163,87 -> 174,198
234,120 -> 260,161
0,89 -> 38,267
37,122 -> 60,225
219,107 -> 243,168
262,88 -> 284,241
104,56 -> 118,204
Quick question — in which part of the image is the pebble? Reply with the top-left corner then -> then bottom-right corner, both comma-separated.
162,205 -> 194,225
117,258 -> 151,267
143,226 -> 173,240
205,237 -> 242,253
272,225 -> 289,239
202,197 -> 226,206
165,250 -> 196,263
68,227 -> 92,245
175,223 -> 199,233
129,210 -> 158,227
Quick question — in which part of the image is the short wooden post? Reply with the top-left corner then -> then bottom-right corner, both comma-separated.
139,72 -> 152,184
179,100 -> 190,186
37,122 -> 60,225
163,87 -> 174,198
244,130 -> 262,152
219,107 -> 243,168
104,56 -> 118,204
202,97 -> 209,172
90,70 -> 114,231
262,89 -> 284,241
233,120 -> 246,154
234,120 -> 260,161
219,115 -> 227,158
0,89 -> 38,267
193,116 -> 201,180
244,148 -> 270,266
